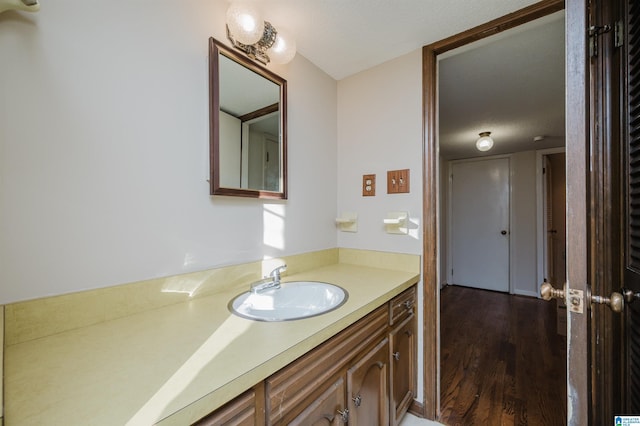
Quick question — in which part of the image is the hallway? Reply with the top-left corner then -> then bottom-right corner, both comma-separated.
439,286 -> 566,425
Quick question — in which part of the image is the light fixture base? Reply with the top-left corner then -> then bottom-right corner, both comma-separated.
226,22 -> 277,65
476,131 -> 494,152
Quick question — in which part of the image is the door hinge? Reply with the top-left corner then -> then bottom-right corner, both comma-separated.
589,24 -> 612,57
589,22 -> 623,57
614,20 -> 624,48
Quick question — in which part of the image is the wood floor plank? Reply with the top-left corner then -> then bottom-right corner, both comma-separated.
439,285 -> 566,426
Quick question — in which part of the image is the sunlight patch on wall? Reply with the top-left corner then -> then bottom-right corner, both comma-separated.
408,217 -> 421,240
263,203 -> 285,251
182,252 -> 197,268
161,275 -> 204,297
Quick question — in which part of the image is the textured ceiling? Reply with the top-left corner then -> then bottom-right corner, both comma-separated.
439,11 -> 565,159
252,0 -> 543,80
229,1 -> 566,158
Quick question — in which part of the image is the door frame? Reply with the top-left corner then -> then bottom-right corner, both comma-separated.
536,147 -> 566,289
446,155 -> 513,293
420,0 -> 573,420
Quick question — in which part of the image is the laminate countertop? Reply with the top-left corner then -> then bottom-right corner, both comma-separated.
4,263 -> 419,425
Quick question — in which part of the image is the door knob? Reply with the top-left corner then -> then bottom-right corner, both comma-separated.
591,292 -> 624,313
540,282 -> 625,313
622,288 -> 640,304
540,282 -> 565,301
501,230 -> 508,235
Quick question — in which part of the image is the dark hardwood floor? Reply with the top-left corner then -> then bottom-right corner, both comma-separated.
439,285 -> 566,426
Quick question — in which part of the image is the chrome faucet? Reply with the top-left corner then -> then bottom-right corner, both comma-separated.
250,264 -> 287,293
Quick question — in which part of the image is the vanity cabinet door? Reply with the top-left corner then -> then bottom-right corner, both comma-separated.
346,337 -> 390,425
289,377 -> 346,426
390,313 -> 417,426
194,384 -> 264,426
266,306 -> 388,425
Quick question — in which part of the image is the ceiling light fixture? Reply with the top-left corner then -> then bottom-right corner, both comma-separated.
225,2 -> 297,65
476,131 -> 494,152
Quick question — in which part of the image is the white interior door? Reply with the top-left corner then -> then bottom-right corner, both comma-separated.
449,157 -> 510,292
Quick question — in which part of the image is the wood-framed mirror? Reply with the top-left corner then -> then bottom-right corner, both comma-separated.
209,37 -> 287,199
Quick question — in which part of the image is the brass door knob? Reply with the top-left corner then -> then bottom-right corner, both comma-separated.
591,292 -> 624,313
540,282 -> 565,301
622,288 -> 640,304
540,282 -> 624,313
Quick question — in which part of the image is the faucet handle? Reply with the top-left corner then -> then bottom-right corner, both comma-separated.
269,264 -> 287,277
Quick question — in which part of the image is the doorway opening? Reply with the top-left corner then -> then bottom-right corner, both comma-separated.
419,0 -> 567,421
537,148 -> 567,290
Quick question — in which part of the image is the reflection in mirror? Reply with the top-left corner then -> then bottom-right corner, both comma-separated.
209,37 -> 287,199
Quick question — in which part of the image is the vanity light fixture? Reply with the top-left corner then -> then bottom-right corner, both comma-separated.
476,131 -> 494,152
0,0 -> 39,14
225,1 -> 297,65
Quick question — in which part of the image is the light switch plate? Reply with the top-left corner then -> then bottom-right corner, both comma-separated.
387,169 -> 410,194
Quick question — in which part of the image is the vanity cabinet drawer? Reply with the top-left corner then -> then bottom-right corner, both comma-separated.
194,384 -> 265,426
390,286 -> 416,326
265,305 -> 388,425
288,376 -> 346,425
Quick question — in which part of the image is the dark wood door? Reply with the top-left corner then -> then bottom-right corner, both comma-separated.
588,0 -> 640,421
621,0 -> 640,414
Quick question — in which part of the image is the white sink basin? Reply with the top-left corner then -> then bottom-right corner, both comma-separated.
229,281 -> 348,321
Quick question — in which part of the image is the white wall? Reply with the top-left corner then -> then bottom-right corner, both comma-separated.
0,0 -> 338,303
337,49 -> 424,400
336,50 -> 423,254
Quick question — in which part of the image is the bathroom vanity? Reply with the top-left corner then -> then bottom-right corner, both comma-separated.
2,249 -> 419,425
197,286 -> 416,425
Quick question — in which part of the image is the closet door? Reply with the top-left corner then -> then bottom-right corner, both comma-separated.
449,157 -> 510,292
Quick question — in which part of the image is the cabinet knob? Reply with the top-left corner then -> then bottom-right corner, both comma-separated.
352,394 -> 362,406
404,300 -> 413,309
337,408 -> 349,422
393,351 -> 401,361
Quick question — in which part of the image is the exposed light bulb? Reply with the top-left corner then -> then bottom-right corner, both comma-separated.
476,132 -> 494,151
268,27 -> 297,64
226,2 -> 265,45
